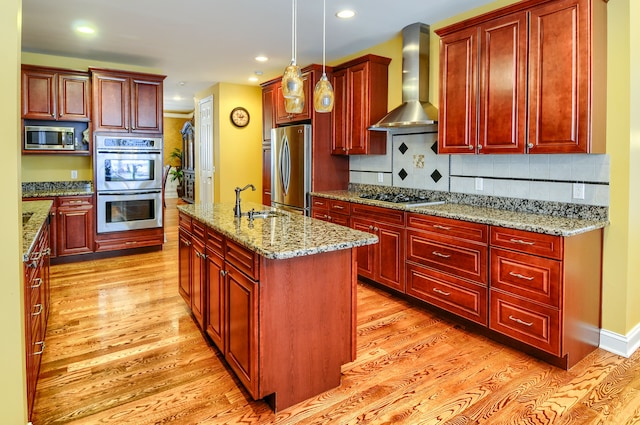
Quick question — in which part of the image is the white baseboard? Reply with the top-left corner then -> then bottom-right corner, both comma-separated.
600,323 -> 640,357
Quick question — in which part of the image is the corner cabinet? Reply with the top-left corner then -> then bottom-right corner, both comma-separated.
90,68 -> 166,134
261,84 -> 275,206
331,55 -> 391,155
21,65 -> 91,122
437,0 -> 607,154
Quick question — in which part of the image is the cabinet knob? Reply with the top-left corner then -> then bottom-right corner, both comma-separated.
477,144 -> 483,150
468,145 -> 474,150
527,143 -> 534,149
220,270 -> 228,276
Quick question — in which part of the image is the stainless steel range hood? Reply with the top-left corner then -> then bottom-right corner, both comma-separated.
370,23 -> 438,130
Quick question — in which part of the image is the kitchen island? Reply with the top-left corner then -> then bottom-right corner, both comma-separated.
177,202 -> 377,411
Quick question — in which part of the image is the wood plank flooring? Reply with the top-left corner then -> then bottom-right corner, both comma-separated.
32,198 -> 640,424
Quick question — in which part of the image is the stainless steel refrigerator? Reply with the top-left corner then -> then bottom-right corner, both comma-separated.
271,124 -> 312,215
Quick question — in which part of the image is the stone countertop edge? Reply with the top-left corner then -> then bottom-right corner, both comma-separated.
22,200 -> 53,261
22,187 -> 94,198
177,202 -> 378,260
310,190 -> 608,237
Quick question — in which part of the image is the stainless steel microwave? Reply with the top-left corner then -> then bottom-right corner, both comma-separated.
24,125 -> 75,151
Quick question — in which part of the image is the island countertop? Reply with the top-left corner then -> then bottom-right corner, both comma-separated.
311,190 -> 608,237
22,200 -> 53,261
177,202 -> 378,260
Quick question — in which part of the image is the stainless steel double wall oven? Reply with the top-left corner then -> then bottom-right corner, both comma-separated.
95,134 -> 163,233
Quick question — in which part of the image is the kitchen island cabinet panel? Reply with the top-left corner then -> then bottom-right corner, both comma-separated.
205,244 -> 225,352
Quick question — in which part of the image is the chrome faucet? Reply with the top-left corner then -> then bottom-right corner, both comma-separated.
234,184 -> 256,217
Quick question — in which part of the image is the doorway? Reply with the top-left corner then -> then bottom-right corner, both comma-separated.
198,95 -> 214,204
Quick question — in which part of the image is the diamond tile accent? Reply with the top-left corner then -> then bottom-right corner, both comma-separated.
431,141 -> 438,155
431,169 -> 442,183
398,142 -> 408,155
398,168 -> 408,180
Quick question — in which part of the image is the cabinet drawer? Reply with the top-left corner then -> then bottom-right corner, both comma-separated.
407,230 -> 488,284
226,239 -> 259,280
328,199 -> 350,215
206,227 -> 225,257
491,227 -> 563,260
58,195 -> 92,207
178,212 -> 192,232
490,290 -> 561,356
330,213 -> 350,227
407,213 -> 488,244
310,197 -> 328,209
406,262 -> 488,326
192,219 -> 206,240
491,247 -> 561,308
351,203 -> 404,225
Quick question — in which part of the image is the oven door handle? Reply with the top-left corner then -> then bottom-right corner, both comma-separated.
98,190 -> 162,196
96,150 -> 162,155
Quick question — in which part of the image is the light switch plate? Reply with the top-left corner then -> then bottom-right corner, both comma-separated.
377,173 -> 384,183
71,170 -> 78,179
572,183 -> 585,199
475,177 -> 483,191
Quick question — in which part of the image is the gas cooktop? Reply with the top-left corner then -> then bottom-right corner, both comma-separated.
359,192 -> 445,207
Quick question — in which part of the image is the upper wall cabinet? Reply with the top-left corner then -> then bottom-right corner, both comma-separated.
331,55 -> 391,155
437,0 -> 607,155
90,68 -> 166,134
22,65 -> 91,122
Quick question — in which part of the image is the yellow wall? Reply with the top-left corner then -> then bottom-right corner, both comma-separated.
194,83 -> 262,205
2,0 -> 28,422
20,52 -> 163,183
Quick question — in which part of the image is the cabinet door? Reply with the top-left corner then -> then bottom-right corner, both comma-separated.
478,12 -> 527,154
331,69 -> 348,155
131,77 -> 163,133
376,222 -> 405,292
57,198 -> 94,256
178,229 -> 192,306
274,74 -> 312,124
92,73 -> 130,132
346,62 -> 369,155
225,264 -> 259,398
22,68 -> 55,120
262,84 -> 275,141
262,145 -> 271,206
351,217 -> 376,280
191,236 -> 206,329
58,73 -> 91,121
527,0 -> 588,153
205,248 -> 225,352
439,27 -> 478,154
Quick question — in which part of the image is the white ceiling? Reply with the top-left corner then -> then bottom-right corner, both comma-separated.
21,0 -> 495,112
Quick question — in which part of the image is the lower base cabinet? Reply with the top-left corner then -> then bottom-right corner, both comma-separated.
178,212 -> 355,411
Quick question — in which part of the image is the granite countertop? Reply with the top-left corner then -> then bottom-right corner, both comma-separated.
22,200 -> 53,262
22,181 -> 94,198
177,202 -> 378,260
311,190 -> 608,237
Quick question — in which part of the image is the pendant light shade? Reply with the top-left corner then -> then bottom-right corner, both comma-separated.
314,0 -> 334,113
282,0 -> 304,108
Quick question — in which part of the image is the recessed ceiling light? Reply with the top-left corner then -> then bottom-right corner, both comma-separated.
248,76 -> 259,82
76,26 -> 95,34
255,56 -> 268,62
336,10 -> 355,19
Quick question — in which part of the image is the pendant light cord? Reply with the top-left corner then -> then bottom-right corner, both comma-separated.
322,0 -> 326,74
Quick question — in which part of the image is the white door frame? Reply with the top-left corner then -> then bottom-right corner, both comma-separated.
198,95 -> 214,204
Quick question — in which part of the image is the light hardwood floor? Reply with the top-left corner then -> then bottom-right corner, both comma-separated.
32,198 -> 640,424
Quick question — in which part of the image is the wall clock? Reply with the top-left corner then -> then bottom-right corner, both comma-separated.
230,107 -> 250,128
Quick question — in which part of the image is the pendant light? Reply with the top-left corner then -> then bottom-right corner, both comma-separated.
313,0 -> 334,113
282,0 -> 304,113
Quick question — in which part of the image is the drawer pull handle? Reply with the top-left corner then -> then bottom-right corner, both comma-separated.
433,288 -> 451,296
509,315 -> 533,327
31,278 -> 43,289
509,271 -> 535,281
33,341 -> 45,356
32,304 -> 43,316
433,224 -> 452,231
510,238 -> 535,245
333,205 -> 345,210
432,251 -> 451,259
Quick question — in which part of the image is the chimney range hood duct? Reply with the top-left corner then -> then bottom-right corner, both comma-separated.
370,22 -> 438,130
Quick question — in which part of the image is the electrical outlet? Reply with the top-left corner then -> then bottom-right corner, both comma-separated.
71,170 -> 78,179
377,173 -> 384,183
475,177 -> 483,191
572,183 -> 585,199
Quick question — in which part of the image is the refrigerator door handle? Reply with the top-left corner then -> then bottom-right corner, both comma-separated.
279,135 -> 291,196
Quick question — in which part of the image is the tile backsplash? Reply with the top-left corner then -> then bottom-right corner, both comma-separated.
349,129 -> 610,207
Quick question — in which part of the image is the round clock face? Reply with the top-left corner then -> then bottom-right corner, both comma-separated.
230,107 -> 250,128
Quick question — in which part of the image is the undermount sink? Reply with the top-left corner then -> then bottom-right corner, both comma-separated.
22,212 -> 34,225
248,210 -> 281,219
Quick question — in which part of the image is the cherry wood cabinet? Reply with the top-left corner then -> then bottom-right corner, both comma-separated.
90,68 -> 165,134
205,228 -> 225,352
274,75 -> 312,124
436,0 -> 606,154
177,213 -> 206,329
489,226 -> 602,368
406,214 -> 489,325
21,65 -> 91,121
56,195 -> 94,256
310,197 -> 350,227
350,203 -> 405,292
261,84 -> 275,206
331,55 -> 390,155
24,210 -> 51,420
